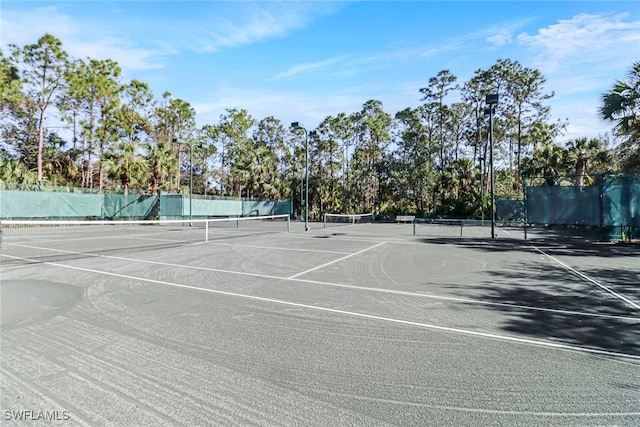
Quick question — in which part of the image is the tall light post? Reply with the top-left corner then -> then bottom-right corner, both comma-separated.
485,94 -> 498,239
478,155 -> 485,224
291,122 -> 313,231
172,138 -> 193,223
309,130 -> 317,218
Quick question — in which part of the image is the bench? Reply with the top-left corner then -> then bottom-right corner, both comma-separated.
395,215 -> 415,223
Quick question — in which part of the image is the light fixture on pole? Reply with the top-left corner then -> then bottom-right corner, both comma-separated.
172,138 -> 193,224
485,94 -> 498,239
291,122 -> 311,231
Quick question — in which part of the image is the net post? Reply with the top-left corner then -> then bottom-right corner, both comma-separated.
323,213 -> 327,229
205,220 -> 209,242
287,215 -> 291,233
460,220 -> 463,237
413,218 -> 416,236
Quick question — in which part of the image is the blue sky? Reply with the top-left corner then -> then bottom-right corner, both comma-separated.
2,1 -> 639,142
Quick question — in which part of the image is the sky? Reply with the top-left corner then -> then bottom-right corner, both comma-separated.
2,1 -> 639,143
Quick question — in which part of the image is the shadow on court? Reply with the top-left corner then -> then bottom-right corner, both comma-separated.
420,233 -> 639,257
478,269 -> 639,356
421,236 -> 640,356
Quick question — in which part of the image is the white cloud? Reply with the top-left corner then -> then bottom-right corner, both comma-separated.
192,84 -> 361,130
516,13 -> 640,73
509,13 -> 640,139
1,2 -> 342,70
0,6 -> 75,47
1,6 -> 169,71
487,31 -> 513,47
272,55 -> 351,80
186,2 -> 342,53
190,79 -> 419,131
473,18 -> 533,49
551,99 -> 613,142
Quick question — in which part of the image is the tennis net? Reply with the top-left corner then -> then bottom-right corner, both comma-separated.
323,213 -> 374,228
412,218 -> 523,237
0,214 -> 290,263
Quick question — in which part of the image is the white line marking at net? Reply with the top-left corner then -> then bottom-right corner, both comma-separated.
287,242 -> 386,279
531,245 -> 640,311
3,253 -> 638,360
203,241 -> 351,255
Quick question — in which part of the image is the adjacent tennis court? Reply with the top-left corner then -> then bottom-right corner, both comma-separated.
1,217 -> 639,426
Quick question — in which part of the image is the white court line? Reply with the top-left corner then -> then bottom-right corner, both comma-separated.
3,243 -> 636,322
3,253 -> 638,360
7,235 -> 350,256
287,242 -> 386,279
319,391 -> 640,416
201,241 -> 351,255
532,245 -> 640,311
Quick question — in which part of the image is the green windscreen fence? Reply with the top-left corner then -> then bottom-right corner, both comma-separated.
601,176 -> 640,227
159,193 -> 184,218
524,175 -> 640,240
103,194 -> 159,219
0,190 -> 103,218
526,186 -> 601,226
496,200 -> 524,221
0,186 -> 292,220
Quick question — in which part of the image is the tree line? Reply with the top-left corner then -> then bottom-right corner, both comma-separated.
1,34 -> 638,218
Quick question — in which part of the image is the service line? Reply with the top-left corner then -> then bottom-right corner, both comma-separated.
2,244 -> 636,322
3,253 -> 638,360
287,242 -> 385,279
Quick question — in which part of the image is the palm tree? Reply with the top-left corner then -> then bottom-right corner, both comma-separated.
564,138 -> 609,187
452,158 -> 476,196
523,143 -> 565,186
0,159 -> 37,184
146,140 -> 178,194
600,61 -> 640,138
102,140 -> 148,195
601,62 -> 640,171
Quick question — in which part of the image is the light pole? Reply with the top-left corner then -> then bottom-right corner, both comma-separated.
478,155 -> 485,224
291,122 -> 313,231
309,130 -> 317,218
172,138 -> 193,223
485,94 -> 498,239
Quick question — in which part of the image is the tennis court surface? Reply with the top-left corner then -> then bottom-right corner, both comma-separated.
1,218 -> 639,426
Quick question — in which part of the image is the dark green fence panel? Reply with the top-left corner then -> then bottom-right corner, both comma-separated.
103,194 -> 159,219
189,197 -> 242,217
602,177 -> 640,227
159,192 -> 183,219
242,200 -> 276,216
526,186 -> 600,226
1,188 -> 293,220
496,200 -> 524,221
0,190 -> 102,219
274,199 -> 293,216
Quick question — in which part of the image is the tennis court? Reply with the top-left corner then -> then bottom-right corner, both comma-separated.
1,217 -> 639,426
